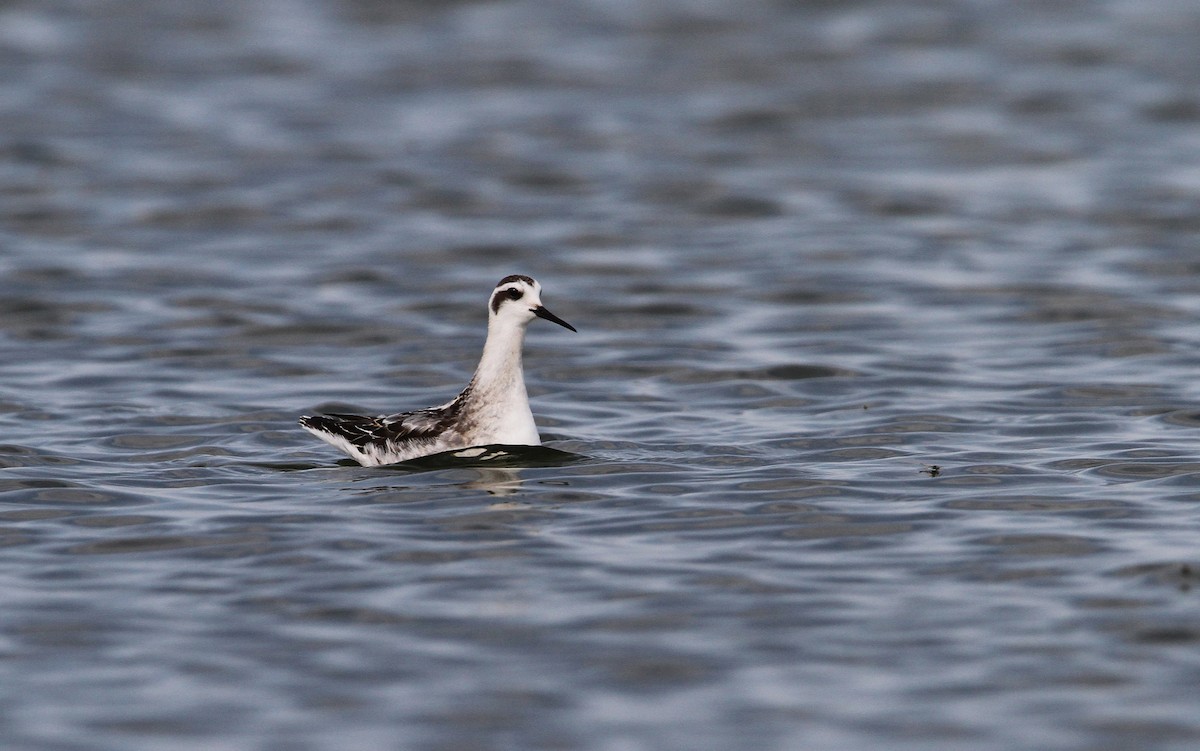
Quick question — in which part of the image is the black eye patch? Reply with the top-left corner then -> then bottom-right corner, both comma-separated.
491,286 -> 526,313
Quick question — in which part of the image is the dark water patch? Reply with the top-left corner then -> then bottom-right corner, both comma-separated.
593,650 -> 719,691
665,363 -> 860,385
64,533 -> 267,556
865,414 -> 974,434
163,311 -> 257,331
922,562 -> 1069,583
407,185 -> 494,215
778,520 -> 916,542
1074,597 -> 1157,610
1120,625 -> 1200,645
622,301 -> 709,317
133,202 -> 269,230
295,606 -> 412,626
5,266 -> 84,286
754,364 -> 860,380
433,507 -> 558,538
740,480 -> 858,504
0,139 -> 71,166
10,618 -> 113,649
633,508 -> 765,535
168,295 -> 292,315
259,461 -> 332,472
986,285 -> 1184,325
847,187 -> 952,217
1099,194 -> 1200,233
705,106 -> 796,134
118,446 -> 239,464
934,464 -> 1077,489
376,546 -> 530,565
1089,461 -> 1200,482
1083,719 -> 1200,747
311,267 -> 398,287
503,167 -> 588,193
0,477 -> 80,492
0,298 -> 107,340
998,415 -> 1128,439
942,496 -> 1136,517
236,321 -> 397,346
92,714 -> 229,739
970,534 -> 1104,557
106,434 -> 211,451
636,176 -> 720,209
4,487 -> 155,507
1015,383 -> 1170,411
1159,409 -> 1200,427
811,446 -> 908,461
2,203 -> 94,238
1045,456 -> 1157,473
697,194 -> 785,219
0,526 -> 40,548
209,512 -> 335,527
1108,561 -> 1198,591
68,514 -> 167,528
0,508 -> 75,521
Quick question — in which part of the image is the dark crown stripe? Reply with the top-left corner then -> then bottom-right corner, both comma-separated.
496,274 -> 535,288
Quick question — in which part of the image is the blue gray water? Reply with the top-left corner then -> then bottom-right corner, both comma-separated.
3,1 -> 1200,749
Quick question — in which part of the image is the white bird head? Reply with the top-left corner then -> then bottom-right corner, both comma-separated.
487,275 -> 576,332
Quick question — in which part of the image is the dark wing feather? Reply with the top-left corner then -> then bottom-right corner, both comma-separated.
300,403 -> 464,448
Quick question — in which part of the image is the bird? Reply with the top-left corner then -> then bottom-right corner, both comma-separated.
300,274 -> 576,466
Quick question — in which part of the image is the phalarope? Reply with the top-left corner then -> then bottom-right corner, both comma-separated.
300,275 -> 576,466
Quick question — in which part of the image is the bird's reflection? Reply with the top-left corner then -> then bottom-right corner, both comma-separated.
333,444 -> 584,498
462,466 -> 524,496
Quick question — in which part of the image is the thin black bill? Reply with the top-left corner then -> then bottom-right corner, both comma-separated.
533,306 -> 577,332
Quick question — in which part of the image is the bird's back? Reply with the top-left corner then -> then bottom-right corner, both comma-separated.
299,402 -> 470,466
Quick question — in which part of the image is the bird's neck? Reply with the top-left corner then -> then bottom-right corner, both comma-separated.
467,318 -> 529,405
459,316 -> 541,446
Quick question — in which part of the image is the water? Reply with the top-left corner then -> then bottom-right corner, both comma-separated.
3,1 -> 1200,749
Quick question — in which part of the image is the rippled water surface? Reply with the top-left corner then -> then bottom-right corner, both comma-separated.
4,1 -> 1200,749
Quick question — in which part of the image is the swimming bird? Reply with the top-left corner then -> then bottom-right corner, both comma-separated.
299,275 -> 576,466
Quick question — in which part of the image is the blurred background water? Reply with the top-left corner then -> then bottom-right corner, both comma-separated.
2,0 -> 1200,749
